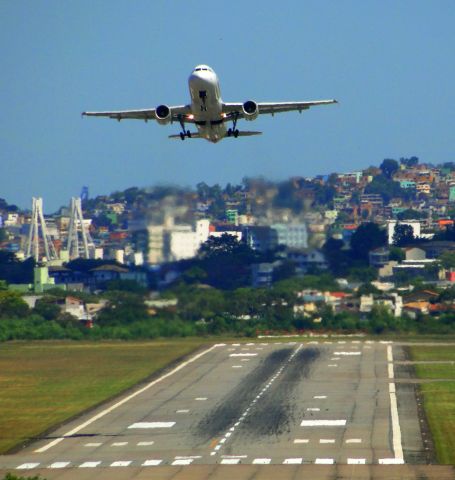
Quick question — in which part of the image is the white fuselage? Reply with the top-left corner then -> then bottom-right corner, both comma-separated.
188,66 -> 227,143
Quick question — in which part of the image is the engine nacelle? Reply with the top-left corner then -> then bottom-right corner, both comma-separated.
155,104 -> 172,125
242,100 -> 259,121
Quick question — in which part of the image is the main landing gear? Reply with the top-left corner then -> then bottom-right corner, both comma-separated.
178,117 -> 191,141
227,113 -> 240,138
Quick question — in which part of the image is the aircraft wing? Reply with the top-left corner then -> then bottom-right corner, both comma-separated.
82,105 -> 192,122
222,100 -> 337,117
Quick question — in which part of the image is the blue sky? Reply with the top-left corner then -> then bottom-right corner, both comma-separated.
1,1 -> 454,212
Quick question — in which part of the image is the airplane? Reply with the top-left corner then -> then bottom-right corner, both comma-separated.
82,65 -> 337,143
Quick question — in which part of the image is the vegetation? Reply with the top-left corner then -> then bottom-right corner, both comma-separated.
410,346 -> 455,464
0,340 -> 205,453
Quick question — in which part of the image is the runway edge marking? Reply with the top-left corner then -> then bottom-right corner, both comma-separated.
34,344 -> 220,453
387,344 -> 404,463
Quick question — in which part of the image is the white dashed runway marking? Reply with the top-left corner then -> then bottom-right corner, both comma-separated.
172,459 -> 193,465
137,441 -> 154,446
348,458 -> 366,464
48,462 -> 70,469
319,439 -> 335,443
142,459 -> 162,466
301,419 -> 346,426
252,458 -> 271,464
195,397 -> 207,401
221,458 -> 241,464
328,364 -> 338,367
307,407 -> 320,412
283,458 -> 302,464
84,442 -> 102,447
294,438 -> 309,444
79,461 -> 101,468
315,458 -> 334,464
111,441 -> 128,446
17,463 -> 40,470
314,395 -> 327,399
334,351 -> 361,356
346,438 -> 362,443
128,422 -> 175,429
176,409 -> 189,413
379,458 -> 405,464
230,353 -> 257,357
111,461 -> 131,467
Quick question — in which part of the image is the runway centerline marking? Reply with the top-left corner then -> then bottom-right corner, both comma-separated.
387,344 -> 404,463
283,458 -> 302,464
348,458 -> 366,464
137,441 -> 154,446
314,395 -> 327,399
319,438 -> 335,443
334,351 -> 361,356
195,397 -> 208,401
307,407 -> 320,411
84,442 -> 102,447
210,344 -> 304,456
253,458 -> 271,464
294,438 -> 309,443
176,409 -> 189,413
34,343 -> 220,453
345,438 -> 362,443
315,458 -> 334,464
230,353 -> 257,357
111,441 -> 128,446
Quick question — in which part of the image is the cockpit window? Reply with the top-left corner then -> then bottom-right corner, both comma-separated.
194,66 -> 211,72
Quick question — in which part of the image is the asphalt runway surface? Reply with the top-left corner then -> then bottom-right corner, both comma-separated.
1,340 -> 453,479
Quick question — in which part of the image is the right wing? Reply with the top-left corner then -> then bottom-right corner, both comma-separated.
82,105 -> 192,122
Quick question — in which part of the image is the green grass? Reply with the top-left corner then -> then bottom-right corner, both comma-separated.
410,346 -> 455,464
0,339 -> 205,454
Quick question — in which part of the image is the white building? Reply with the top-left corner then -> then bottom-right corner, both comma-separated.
387,220 -> 421,244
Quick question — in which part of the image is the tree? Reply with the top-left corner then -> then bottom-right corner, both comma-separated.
380,159 -> 399,179
34,297 -> 61,321
392,224 -> 415,246
440,251 -> 455,270
350,223 -> 387,262
364,175 -> 408,203
0,291 -> 29,317
322,238 -> 351,276
400,156 -> 419,167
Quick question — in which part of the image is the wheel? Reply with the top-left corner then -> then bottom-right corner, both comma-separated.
180,132 -> 185,140
234,129 -> 239,138
227,128 -> 232,137
186,130 -> 192,138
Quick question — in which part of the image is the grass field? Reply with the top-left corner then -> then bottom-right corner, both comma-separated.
0,339 -> 205,454
410,346 -> 455,464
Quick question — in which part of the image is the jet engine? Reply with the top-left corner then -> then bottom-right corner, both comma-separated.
155,104 -> 172,125
242,100 -> 259,121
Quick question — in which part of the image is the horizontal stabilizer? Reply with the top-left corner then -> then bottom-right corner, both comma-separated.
168,132 -> 201,139
225,131 -> 262,137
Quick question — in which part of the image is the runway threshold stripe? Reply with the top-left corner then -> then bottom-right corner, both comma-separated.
315,458 -> 334,464
253,458 -> 271,464
172,459 -> 193,465
221,458 -> 240,464
379,458 -> 405,464
34,344 -> 220,453
347,458 -> 366,464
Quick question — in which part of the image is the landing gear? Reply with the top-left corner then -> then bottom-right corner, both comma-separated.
178,117 -> 192,141
227,112 -> 240,138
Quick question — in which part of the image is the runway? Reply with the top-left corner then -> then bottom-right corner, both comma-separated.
0,340 -> 437,478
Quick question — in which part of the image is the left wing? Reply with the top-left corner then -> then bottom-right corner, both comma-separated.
223,100 -> 337,117
82,105 -> 192,122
